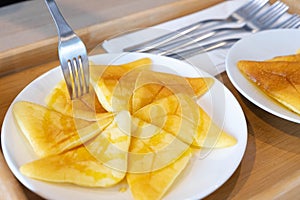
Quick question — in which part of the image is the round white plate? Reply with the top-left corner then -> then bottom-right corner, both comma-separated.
226,29 -> 300,123
1,53 -> 247,200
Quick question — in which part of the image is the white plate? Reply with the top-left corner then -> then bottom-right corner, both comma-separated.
1,53 -> 247,200
226,29 -> 300,124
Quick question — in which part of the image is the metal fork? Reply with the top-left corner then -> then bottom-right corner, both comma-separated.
272,14 -> 300,29
45,0 -> 89,99
166,13 -> 300,60
124,0 -> 268,52
149,1 -> 289,56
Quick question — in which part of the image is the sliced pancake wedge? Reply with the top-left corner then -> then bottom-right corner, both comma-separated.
129,116 -> 190,173
20,145 -> 126,187
126,147 -> 192,200
238,60 -> 300,115
134,94 -> 237,148
131,70 -> 214,113
85,111 -> 131,172
13,101 -> 113,157
268,53 -> 300,62
128,116 -> 191,199
46,80 -> 106,121
90,58 -> 152,112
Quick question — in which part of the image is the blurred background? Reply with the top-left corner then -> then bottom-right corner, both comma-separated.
0,0 -> 29,7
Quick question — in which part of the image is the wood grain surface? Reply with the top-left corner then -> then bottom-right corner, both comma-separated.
0,0 -> 300,200
0,0 -> 223,76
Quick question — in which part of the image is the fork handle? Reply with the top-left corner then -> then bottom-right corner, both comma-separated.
123,19 -> 224,52
165,38 -> 238,60
45,0 -> 74,37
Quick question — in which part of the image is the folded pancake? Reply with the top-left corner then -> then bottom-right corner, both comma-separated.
134,94 -> 237,148
268,53 -> 300,62
13,101 -> 113,157
127,147 -> 192,200
128,116 -> 192,200
46,80 -> 106,121
20,145 -> 126,187
85,111 -> 131,172
131,70 -> 214,113
90,58 -> 152,112
238,60 -> 300,115
129,117 -> 190,173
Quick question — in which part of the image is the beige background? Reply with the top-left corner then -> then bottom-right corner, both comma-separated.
0,0 -> 179,52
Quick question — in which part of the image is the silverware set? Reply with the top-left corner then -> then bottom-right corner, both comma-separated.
45,0 -> 300,99
124,0 -> 300,60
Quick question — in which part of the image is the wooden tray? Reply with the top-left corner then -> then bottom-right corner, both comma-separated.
0,0 -> 299,199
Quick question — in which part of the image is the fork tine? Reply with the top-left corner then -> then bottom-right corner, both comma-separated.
67,56 -> 90,99
254,1 -> 280,20
288,18 -> 300,29
238,0 -> 268,17
274,14 -> 300,28
79,55 -> 90,94
259,1 -> 288,25
124,0 -> 268,52
68,58 -> 80,99
74,57 -> 83,96
60,59 -> 75,99
74,57 -> 83,97
251,1 -> 288,29
237,0 -> 262,13
288,15 -> 300,28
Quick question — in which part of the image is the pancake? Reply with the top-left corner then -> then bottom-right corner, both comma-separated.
126,148 -> 192,200
20,145 -> 126,187
134,94 -> 237,148
128,117 -> 192,200
131,70 -> 214,113
13,101 -> 113,157
268,53 -> 300,62
90,58 -> 152,112
238,60 -> 300,115
46,80 -> 107,121
85,111 -> 132,172
129,116 -> 190,173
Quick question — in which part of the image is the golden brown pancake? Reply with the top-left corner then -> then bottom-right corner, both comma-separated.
126,148 -> 192,200
129,116 -> 190,173
268,53 -> 300,62
90,58 -> 152,112
20,145 -> 126,187
238,60 -> 300,115
134,94 -> 237,148
46,80 -> 107,121
85,111 -> 131,172
13,101 -> 113,157
131,70 -> 214,113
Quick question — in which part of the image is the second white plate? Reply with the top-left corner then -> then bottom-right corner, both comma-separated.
226,29 -> 300,123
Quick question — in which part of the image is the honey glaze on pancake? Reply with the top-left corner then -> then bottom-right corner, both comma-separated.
238,60 -> 300,115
